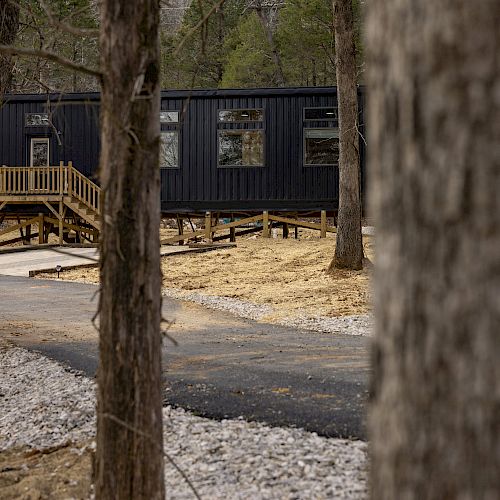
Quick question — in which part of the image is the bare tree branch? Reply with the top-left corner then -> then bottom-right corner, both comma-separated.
174,0 -> 227,55
0,44 -> 102,79
37,0 -> 99,38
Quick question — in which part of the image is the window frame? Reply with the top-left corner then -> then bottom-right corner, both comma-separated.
217,107 -> 265,168
217,129 -> 265,169
25,112 -> 50,127
160,109 -> 180,169
217,108 -> 264,124
303,127 -> 339,168
303,106 -> 338,122
30,137 -> 50,167
160,111 -> 179,124
160,130 -> 180,169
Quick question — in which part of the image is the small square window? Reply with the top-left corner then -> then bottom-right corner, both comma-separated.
160,111 -> 179,123
218,130 -> 264,167
160,131 -> 179,168
26,113 -> 50,127
304,128 -> 339,166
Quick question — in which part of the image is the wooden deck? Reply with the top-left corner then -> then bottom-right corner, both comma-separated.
0,163 -> 101,246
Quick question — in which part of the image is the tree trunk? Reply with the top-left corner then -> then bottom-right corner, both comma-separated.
254,5 -> 286,87
328,0 -> 363,272
95,1 -> 165,499
367,1 -> 500,499
0,0 -> 19,96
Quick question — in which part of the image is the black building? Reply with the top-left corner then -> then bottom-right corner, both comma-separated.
0,86 -> 365,214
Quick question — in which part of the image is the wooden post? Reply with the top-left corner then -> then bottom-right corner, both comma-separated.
263,211 -> 270,238
320,210 -> 327,238
230,214 -> 236,242
283,223 -> 289,239
176,215 -> 184,246
295,226 -> 299,239
59,161 -> 64,195
38,214 -> 44,244
204,211 -> 212,241
59,200 -> 64,245
25,223 -> 31,244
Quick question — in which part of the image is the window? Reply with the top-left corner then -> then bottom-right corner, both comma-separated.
304,129 -> 339,166
160,111 -> 179,123
26,113 -> 50,127
218,109 -> 263,122
160,131 -> 179,168
30,138 -> 50,166
160,110 -> 180,168
304,107 -> 338,121
219,130 -> 264,167
218,108 -> 264,167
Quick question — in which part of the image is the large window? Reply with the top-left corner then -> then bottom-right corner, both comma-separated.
303,106 -> 338,166
218,108 -> 264,167
160,131 -> 179,168
304,129 -> 339,166
160,110 -> 179,168
30,138 -> 50,166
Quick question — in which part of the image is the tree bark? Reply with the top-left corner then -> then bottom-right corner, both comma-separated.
0,0 -> 20,96
367,1 -> 500,499
328,0 -> 363,272
95,1 -> 165,499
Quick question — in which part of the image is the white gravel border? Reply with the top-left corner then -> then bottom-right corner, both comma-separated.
0,343 -> 368,499
162,287 -> 373,336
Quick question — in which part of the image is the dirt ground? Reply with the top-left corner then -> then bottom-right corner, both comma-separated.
46,230 -> 373,321
0,443 -> 91,500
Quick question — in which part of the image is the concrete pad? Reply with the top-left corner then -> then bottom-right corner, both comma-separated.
0,247 -> 99,277
0,244 -> 233,277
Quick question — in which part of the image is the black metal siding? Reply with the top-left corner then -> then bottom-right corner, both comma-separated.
1,87 -> 365,212
0,95 -> 100,178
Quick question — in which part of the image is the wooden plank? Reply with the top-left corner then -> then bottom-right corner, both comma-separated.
44,216 -> 99,237
0,201 -> 7,211
268,214 -> 336,233
0,233 -> 40,247
0,216 -> 40,237
160,214 -> 264,245
43,201 -> 62,221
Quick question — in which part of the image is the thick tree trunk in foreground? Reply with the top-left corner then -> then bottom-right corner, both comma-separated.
95,1 -> 164,498
367,1 -> 500,499
328,0 -> 363,272
0,0 -> 19,96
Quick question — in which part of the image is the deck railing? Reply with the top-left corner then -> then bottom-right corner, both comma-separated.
0,162 -> 100,214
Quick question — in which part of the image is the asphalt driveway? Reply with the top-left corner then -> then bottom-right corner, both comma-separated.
0,275 -> 370,439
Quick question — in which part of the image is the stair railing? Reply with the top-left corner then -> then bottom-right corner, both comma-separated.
67,162 -> 101,215
0,162 -> 101,216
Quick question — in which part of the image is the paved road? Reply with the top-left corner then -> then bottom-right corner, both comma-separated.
0,276 -> 370,439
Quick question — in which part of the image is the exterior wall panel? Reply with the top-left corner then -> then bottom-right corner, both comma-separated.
0,87 -> 365,212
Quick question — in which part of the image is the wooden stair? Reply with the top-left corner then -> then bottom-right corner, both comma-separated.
0,162 -> 102,244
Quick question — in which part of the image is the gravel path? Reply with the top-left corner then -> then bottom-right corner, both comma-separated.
0,343 -> 368,499
162,287 -> 373,336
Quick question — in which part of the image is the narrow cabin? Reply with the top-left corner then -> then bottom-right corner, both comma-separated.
0,87 -> 365,244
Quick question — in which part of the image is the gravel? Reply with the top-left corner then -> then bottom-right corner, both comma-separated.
0,343 -> 368,499
163,287 -> 373,336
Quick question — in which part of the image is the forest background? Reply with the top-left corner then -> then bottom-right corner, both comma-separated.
8,0 -> 363,93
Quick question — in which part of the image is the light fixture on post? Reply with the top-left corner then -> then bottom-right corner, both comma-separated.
56,264 -> 62,278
